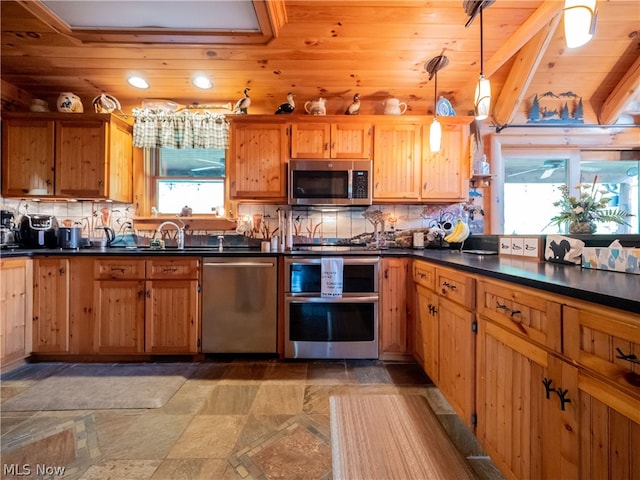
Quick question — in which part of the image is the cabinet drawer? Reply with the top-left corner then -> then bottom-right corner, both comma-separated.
413,260 -> 435,290
147,258 -> 200,279
94,259 -> 145,279
477,279 -> 561,352
435,267 -> 474,310
564,303 -> 640,398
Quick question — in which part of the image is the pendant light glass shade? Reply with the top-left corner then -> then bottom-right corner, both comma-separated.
430,117 -> 442,153
564,0 -> 597,48
474,76 -> 491,120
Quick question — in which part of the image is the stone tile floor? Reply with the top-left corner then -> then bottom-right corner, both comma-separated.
0,359 -> 504,480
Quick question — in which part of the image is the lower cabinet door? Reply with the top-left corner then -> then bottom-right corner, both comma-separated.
416,284 -> 439,383
476,317 -> 579,480
94,280 -> 145,353
33,258 -> 69,353
577,373 -> 640,479
437,295 -> 475,428
145,279 -> 199,353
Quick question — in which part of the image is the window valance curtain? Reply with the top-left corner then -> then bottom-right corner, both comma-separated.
132,109 -> 229,149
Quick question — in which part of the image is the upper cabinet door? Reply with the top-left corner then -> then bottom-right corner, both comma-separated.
421,119 -> 471,201
373,122 -> 421,200
1,119 -> 55,197
228,120 -> 288,199
329,122 -> 372,159
55,119 -> 108,198
290,122 -> 331,158
290,120 -> 372,159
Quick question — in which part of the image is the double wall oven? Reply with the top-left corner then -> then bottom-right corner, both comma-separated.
284,255 -> 379,359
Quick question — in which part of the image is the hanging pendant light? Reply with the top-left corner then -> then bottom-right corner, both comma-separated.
564,0 -> 597,48
474,7 -> 491,120
425,53 -> 448,153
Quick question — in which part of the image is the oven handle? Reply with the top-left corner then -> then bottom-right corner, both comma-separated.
285,295 -> 378,303
204,262 -> 275,267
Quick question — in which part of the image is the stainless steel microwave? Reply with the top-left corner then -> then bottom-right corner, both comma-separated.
288,159 -> 372,206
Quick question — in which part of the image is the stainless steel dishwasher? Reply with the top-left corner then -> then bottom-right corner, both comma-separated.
201,257 -> 277,353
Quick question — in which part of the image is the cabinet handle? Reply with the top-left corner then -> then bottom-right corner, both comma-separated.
442,280 -> 458,290
496,302 -> 520,317
58,268 -> 65,275
542,377 -> 556,399
555,387 -> 572,411
162,267 -> 178,273
616,347 -> 640,365
428,304 -> 437,315
110,267 -> 125,274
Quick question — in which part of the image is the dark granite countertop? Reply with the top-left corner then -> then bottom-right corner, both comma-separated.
3,246 -> 638,314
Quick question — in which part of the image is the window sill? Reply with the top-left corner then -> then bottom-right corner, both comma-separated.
133,216 -> 238,232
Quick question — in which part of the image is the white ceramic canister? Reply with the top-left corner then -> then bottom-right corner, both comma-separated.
57,92 -> 84,113
413,232 -> 424,249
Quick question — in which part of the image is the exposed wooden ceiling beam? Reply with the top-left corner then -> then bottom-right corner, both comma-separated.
492,13 -> 561,127
598,55 -> 640,125
460,0 -> 564,106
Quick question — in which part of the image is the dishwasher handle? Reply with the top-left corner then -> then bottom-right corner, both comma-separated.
203,262 -> 275,267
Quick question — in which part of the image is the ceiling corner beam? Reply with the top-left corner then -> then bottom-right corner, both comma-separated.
484,0 -> 564,78
598,55 -> 640,125
492,13 -> 561,127
460,0 -> 564,106
254,0 -> 288,40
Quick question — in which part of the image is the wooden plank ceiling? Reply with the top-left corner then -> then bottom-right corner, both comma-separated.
1,0 -> 639,127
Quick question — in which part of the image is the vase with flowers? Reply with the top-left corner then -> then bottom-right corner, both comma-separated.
546,176 -> 632,234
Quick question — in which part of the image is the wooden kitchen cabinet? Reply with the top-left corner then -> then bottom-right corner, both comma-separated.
476,317 -> 579,480
379,257 -> 411,360
1,118 -> 55,196
93,257 -> 200,354
412,261 -> 476,427
563,302 -> 640,400
145,258 -> 200,353
421,118 -> 471,201
372,122 -> 421,200
0,258 -> 32,368
227,118 -> 288,200
32,258 -> 70,353
93,258 -> 146,353
415,284 -> 439,382
290,119 -> 372,159
1,113 -> 133,201
477,278 -> 562,352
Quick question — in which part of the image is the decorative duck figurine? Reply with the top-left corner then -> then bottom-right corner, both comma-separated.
345,93 -> 360,115
234,88 -> 251,114
275,92 -> 295,114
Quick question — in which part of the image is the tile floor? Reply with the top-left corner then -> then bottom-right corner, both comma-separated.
1,359 -> 504,480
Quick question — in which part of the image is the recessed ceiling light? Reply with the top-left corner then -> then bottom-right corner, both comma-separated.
192,75 -> 212,89
128,76 -> 149,89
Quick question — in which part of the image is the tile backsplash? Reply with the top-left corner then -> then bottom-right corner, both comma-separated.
1,197 -> 482,245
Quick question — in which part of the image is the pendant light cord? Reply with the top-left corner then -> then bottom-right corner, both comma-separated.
479,8 -> 484,77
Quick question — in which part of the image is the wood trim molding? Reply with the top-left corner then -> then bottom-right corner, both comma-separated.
599,55 -> 640,125
18,0 -> 287,46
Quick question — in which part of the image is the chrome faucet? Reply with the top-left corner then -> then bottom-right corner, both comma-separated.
157,221 -> 185,250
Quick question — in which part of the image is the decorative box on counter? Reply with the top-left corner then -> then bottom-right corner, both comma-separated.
499,235 -> 544,259
581,247 -> 640,275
